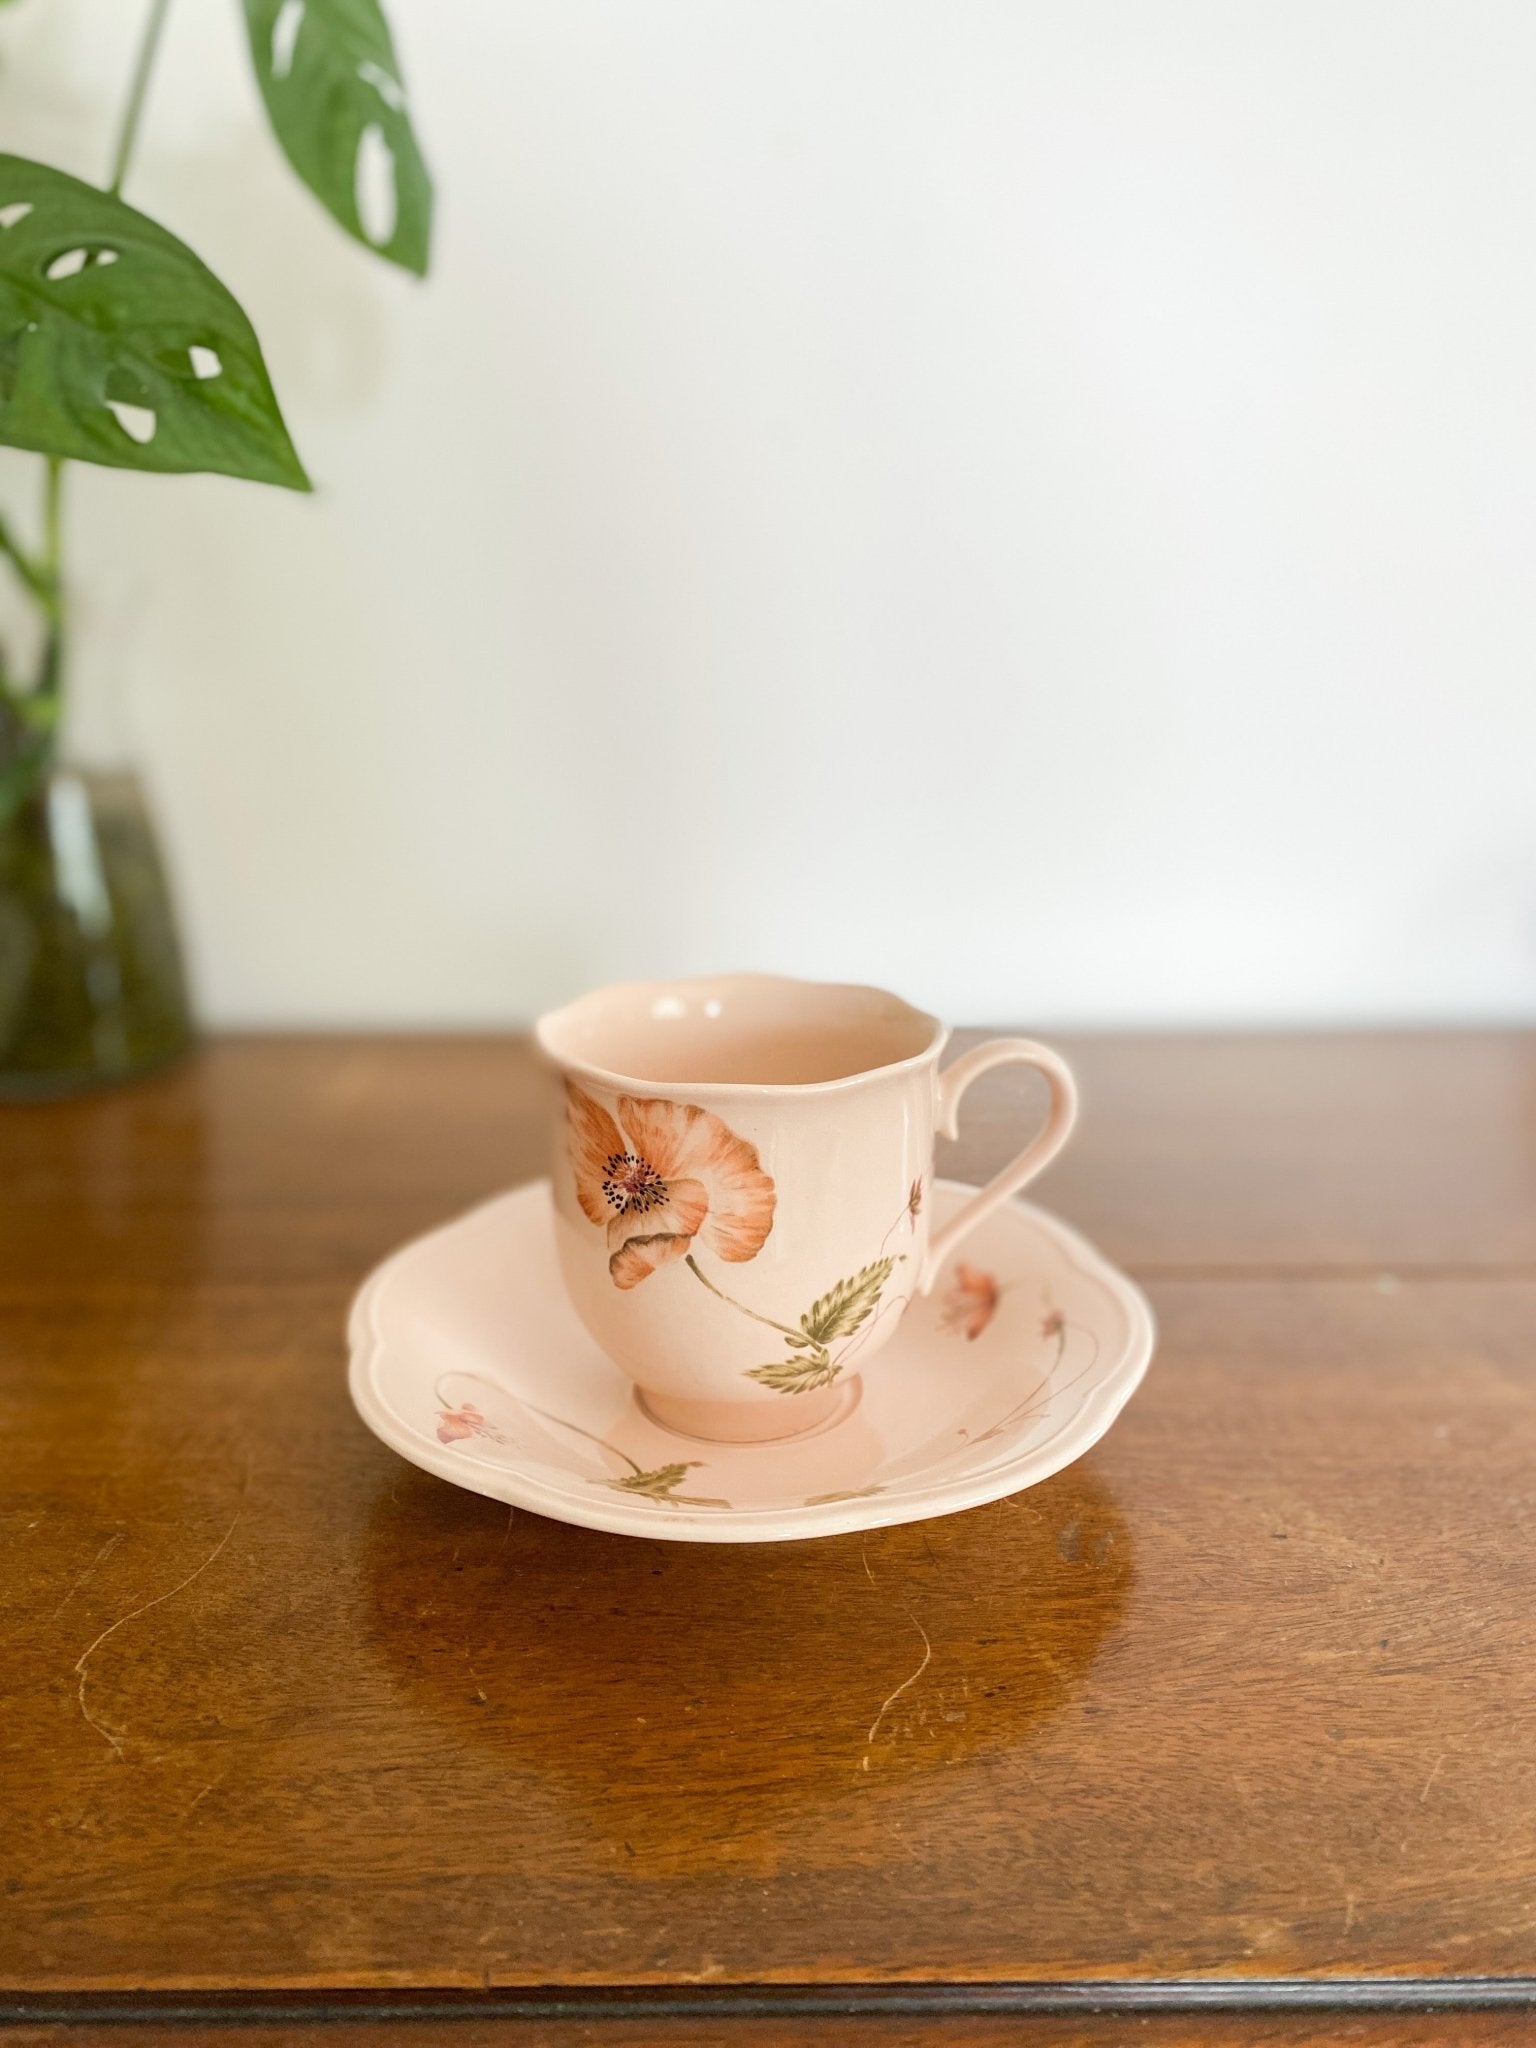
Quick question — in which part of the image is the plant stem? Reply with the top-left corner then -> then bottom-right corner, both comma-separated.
0,462 -> 65,814
41,459 -> 63,604
1,0 -> 173,803
108,0 -> 173,198
683,1256 -> 814,1347
38,454 -> 64,674
0,515 -> 50,606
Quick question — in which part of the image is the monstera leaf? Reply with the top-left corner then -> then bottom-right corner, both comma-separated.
242,0 -> 432,276
0,156 -> 309,487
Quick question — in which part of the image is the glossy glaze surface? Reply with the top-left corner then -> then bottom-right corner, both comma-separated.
348,1179 -> 1152,1540
535,976 -> 1077,1437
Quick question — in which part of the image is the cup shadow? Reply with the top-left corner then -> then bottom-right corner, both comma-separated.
359,1458 -> 1134,1866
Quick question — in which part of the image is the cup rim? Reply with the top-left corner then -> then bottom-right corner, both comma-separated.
534,971 -> 948,1097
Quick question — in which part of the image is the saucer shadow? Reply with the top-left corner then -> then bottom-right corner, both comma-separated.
360,1459 -> 1133,1866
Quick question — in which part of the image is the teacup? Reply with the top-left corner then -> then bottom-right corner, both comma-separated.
535,973 -> 1077,1445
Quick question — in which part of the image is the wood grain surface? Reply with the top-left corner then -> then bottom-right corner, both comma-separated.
2,1032 -> 1535,2024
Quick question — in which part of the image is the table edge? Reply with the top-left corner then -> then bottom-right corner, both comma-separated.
5,1980 -> 1536,2024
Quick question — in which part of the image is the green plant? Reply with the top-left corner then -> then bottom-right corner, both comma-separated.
0,0 -> 432,822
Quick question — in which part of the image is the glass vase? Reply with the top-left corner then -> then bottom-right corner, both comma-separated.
0,766 -> 194,1098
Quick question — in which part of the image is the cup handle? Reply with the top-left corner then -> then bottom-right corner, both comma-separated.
918,1038 -> 1079,1293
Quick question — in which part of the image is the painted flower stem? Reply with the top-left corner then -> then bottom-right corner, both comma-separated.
683,1254 -> 815,1349
527,1402 -> 645,1476
525,1402 -> 724,1506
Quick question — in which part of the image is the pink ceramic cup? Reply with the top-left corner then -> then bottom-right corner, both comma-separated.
534,973 -> 1077,1445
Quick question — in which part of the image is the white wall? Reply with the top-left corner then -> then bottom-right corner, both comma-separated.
2,0 -> 1533,1027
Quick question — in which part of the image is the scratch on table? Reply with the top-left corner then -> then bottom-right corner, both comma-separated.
185,1770 -> 229,1820
1342,1892 -> 1358,1934
72,1490 -> 246,1760
860,1543 -> 932,1770
1420,1753 -> 1444,1802
679,1957 -> 726,1983
45,1531 -> 123,1624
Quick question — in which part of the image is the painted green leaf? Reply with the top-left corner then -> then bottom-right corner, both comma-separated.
746,1353 -> 841,1396
609,1461 -> 730,1508
612,1460 -> 696,1495
242,0 -> 433,276
612,1461 -> 699,1499
0,155 -> 309,487
799,1257 -> 900,1348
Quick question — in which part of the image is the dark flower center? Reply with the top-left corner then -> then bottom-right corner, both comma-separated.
602,1150 -> 667,1214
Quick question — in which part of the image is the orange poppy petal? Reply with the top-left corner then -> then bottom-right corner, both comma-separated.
614,1093 -> 701,1180
567,1082 -> 626,1226
664,1107 -> 776,1263
940,1263 -> 999,1339
700,1167 -> 777,1262
609,1230 -> 694,1290
609,1094 -> 777,1265
605,1177 -> 708,1253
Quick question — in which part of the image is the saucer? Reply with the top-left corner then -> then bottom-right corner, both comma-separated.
347,1179 -> 1154,1543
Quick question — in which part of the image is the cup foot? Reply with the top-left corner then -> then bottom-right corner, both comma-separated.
636,1377 -> 859,1445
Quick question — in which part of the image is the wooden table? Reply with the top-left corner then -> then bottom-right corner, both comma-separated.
4,1032 -> 1536,2046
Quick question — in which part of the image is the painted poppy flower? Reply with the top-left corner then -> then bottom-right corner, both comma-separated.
567,1083 -> 776,1290
436,1403 -> 506,1445
939,1261 -> 999,1341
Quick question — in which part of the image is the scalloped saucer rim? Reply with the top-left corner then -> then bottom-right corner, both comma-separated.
347,1179 -> 1154,1544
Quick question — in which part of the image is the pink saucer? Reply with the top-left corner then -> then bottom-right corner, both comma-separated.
347,1180 -> 1154,1543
